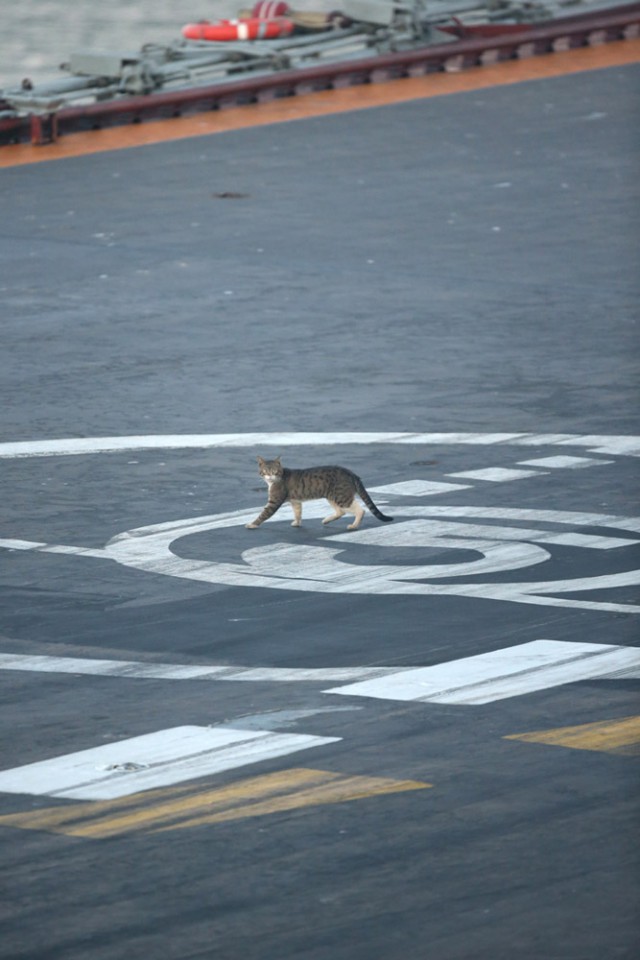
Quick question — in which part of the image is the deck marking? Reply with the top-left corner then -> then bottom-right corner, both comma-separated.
0,768 -> 432,838
325,640 -> 640,705
447,467 -> 546,482
1,431 -> 639,459
516,455 -> 613,469
505,716 -> 640,756
1,503 -> 638,610
325,518 -> 633,550
0,725 -> 340,800
0,652 -> 405,684
3,637 -> 638,706
554,435 -> 640,456
2,433 -> 638,610
369,480 -> 472,496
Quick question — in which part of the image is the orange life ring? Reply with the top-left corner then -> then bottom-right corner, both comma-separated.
182,17 -> 295,42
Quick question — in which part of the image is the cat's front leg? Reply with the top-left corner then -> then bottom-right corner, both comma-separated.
245,498 -> 284,529
290,501 -> 302,527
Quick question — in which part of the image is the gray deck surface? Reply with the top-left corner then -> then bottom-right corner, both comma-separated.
1,63 -> 639,960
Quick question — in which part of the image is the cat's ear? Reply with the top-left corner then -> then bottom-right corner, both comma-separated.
256,455 -> 265,465
274,455 -> 282,463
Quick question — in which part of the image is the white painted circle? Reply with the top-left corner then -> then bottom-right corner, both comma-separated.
1,433 -> 639,612
100,504 -> 640,612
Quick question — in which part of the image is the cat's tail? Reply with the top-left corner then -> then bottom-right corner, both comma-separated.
355,479 -> 394,523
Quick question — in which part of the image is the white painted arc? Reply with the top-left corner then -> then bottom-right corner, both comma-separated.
380,505 -> 640,534
0,725 -> 341,800
325,640 -> 640,705
106,504 -> 640,539
326,519 -> 634,550
102,505 -> 640,609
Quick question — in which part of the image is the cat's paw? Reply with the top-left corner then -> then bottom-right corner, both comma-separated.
291,521 -> 302,527
245,522 -> 259,529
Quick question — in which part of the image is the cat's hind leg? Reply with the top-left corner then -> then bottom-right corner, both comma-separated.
347,500 -> 365,530
322,501 -> 346,525
291,501 -> 302,527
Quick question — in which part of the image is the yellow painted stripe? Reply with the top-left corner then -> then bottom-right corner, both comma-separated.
0,769 -> 328,837
0,768 -> 431,838
70,768 -> 336,839
154,772 -> 431,832
505,715 -> 640,755
0,781 -> 192,835
1,39 -> 638,168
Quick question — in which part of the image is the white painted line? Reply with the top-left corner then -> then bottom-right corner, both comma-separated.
446,468 -> 545,482
219,666 -> 398,682
0,539 -> 107,559
369,480 -> 471,496
0,433 -> 526,459
517,456 -> 613,469
0,654 -> 228,680
0,653 -> 403,684
0,432 -> 638,460
326,640 -> 640,705
0,726 -> 341,800
506,434 -> 581,446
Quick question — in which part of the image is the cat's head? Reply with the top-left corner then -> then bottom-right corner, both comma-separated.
257,455 -> 283,483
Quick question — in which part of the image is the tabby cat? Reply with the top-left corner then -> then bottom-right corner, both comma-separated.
246,456 -> 394,530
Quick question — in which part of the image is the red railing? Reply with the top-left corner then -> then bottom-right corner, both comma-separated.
1,2 -> 638,146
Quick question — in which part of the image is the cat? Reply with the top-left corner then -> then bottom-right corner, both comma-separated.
246,455 -> 394,530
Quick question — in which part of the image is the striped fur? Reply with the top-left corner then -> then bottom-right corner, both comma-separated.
246,456 -> 394,530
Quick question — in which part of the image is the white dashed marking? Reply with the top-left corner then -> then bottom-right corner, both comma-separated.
446,467 -> 545,482
517,456 -> 613,469
369,480 -> 471,496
